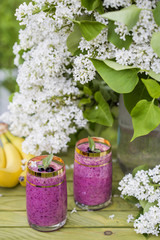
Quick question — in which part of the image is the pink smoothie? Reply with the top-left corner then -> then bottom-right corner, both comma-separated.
74,142 -> 112,207
26,156 -> 67,228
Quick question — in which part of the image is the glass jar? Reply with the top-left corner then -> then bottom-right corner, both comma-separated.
73,137 -> 112,210
117,95 -> 160,173
26,155 -> 67,232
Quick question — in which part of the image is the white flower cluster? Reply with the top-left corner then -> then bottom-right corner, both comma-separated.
119,165 -> 160,236
2,0 -> 87,155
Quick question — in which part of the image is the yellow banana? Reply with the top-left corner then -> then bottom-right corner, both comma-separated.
0,146 -> 6,168
0,134 -> 22,188
5,130 -> 34,160
19,167 -> 27,187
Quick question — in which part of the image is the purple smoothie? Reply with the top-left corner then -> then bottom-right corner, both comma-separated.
74,138 -> 112,209
26,156 -> 67,231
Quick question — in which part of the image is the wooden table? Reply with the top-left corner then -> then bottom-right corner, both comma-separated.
0,148 -> 157,240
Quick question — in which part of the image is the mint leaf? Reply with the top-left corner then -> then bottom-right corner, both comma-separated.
42,154 -> 54,169
88,136 -> 95,151
38,165 -> 44,168
94,149 -> 101,153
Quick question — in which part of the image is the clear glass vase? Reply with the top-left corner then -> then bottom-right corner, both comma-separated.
117,95 -> 160,173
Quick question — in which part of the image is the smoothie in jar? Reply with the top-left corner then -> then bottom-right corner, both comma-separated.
26,155 -> 67,231
74,137 -> 112,210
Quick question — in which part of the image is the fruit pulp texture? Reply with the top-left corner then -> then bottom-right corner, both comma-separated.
74,143 -> 112,206
26,161 -> 67,227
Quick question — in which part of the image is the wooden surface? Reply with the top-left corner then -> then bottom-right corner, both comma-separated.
0,148 -> 157,240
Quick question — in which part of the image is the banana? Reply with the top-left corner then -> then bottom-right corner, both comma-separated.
5,130 -> 34,161
19,167 -> 27,187
0,146 -> 6,168
0,134 -> 22,188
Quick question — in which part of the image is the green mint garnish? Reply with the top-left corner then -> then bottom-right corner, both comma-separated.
88,136 -> 95,151
38,165 -> 44,168
38,153 -> 54,170
93,149 -> 101,153
88,136 -> 101,153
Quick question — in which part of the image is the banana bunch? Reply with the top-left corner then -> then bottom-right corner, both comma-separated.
0,126 -> 34,188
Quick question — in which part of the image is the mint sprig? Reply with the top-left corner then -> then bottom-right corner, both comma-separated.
38,153 -> 53,170
88,136 -> 101,153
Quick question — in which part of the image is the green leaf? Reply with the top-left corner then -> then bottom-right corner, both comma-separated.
83,85 -> 92,96
81,0 -> 101,11
143,201 -> 157,213
90,58 -> 139,93
142,78 -> 160,99
104,59 -> 138,71
37,164 -> 44,168
78,98 -> 91,107
151,32 -> 160,57
139,200 -> 158,213
153,1 -> 160,26
67,24 -> 82,55
139,200 -> 148,209
108,21 -> 132,49
132,165 -> 149,177
96,2 -> 104,14
102,5 -> 141,30
41,153 -> 54,169
131,100 -> 160,141
88,136 -> 95,151
75,20 -> 106,41
8,93 -> 15,102
123,80 -> 152,113
83,91 -> 113,126
147,70 -> 160,82
123,195 -> 139,204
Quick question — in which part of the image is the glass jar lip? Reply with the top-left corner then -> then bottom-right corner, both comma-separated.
27,155 -> 65,178
75,137 -> 111,157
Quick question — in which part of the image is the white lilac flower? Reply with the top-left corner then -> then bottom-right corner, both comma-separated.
30,161 -> 37,168
109,214 -> 115,220
103,0 -> 131,9
71,208 -> 77,214
134,206 -> 160,236
127,215 -> 134,223
119,165 -> 160,235
114,22 -> 130,41
73,54 -> 96,84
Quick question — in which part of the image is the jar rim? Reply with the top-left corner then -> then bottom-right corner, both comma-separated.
27,155 -> 65,178
75,137 -> 111,157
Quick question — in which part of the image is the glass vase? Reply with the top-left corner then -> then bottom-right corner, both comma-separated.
117,95 -> 160,173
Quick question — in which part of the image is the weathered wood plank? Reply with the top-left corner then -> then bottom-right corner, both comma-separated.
0,196 -> 137,211
0,211 -> 138,227
0,228 -> 152,240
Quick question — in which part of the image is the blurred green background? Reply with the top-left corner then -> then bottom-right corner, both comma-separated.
0,0 -> 26,93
